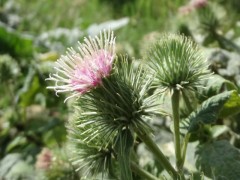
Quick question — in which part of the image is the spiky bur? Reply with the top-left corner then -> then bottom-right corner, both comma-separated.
46,30 -> 115,102
68,57 -> 161,177
67,116 -> 117,178
197,5 -> 240,52
146,34 -> 211,94
197,5 -> 219,33
76,57 -> 160,144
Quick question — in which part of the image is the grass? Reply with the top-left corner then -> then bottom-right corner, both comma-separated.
15,0 -> 186,57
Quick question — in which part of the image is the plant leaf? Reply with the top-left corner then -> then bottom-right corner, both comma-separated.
17,68 -> 40,107
195,140 -> 240,180
0,23 -> 33,59
219,91 -> 240,118
197,74 -> 237,103
0,153 -> 21,177
188,91 -> 233,133
6,136 -> 27,153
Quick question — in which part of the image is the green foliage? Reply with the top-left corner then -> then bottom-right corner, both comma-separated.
1,0 -> 240,179
187,91 -> 234,133
219,91 -> 240,118
197,74 -> 237,103
0,54 -> 19,83
195,140 -> 240,180
0,153 -> 35,179
0,23 -> 33,59
18,69 -> 40,107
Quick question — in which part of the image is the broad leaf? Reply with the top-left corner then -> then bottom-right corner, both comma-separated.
219,91 -> 240,118
6,136 -> 27,153
195,140 -> 240,180
0,153 -> 35,179
197,74 -> 237,103
0,153 -> 21,177
0,23 -> 33,59
188,91 -> 233,133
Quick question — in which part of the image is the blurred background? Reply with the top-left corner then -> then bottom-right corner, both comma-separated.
0,0 -> 240,179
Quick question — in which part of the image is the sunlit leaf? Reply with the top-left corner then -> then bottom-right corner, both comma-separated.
219,91 -> 240,118
197,74 -> 237,103
188,91 -> 233,133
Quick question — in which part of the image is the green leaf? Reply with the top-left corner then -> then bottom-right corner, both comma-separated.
202,34 -> 215,46
188,91 -> 233,133
0,153 -> 21,177
17,68 -> 40,107
195,140 -> 240,180
0,23 -> 33,59
197,74 -> 237,103
5,160 -> 34,180
219,91 -> 240,118
0,153 -> 34,179
6,136 -> 27,153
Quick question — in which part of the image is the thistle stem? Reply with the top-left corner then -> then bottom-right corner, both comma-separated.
130,162 -> 159,180
136,131 -> 178,179
182,91 -> 193,113
171,89 -> 182,171
181,133 -> 190,168
181,91 -> 192,169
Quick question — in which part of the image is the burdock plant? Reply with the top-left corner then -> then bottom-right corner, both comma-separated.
146,34 -> 211,176
47,30 -> 176,179
47,29 -> 234,179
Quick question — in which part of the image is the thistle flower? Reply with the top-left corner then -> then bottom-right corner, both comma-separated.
178,0 -> 208,15
178,5 -> 193,15
67,57 -> 160,177
191,0 -> 208,9
46,30 -> 115,102
197,5 -> 219,33
146,34 -> 211,93
75,57 -> 159,144
35,148 -> 52,170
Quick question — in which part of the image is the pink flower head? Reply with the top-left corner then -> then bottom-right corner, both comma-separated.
178,0 -> 208,15
178,5 -> 193,15
46,30 -> 116,102
190,0 -> 208,9
35,148 -> 52,170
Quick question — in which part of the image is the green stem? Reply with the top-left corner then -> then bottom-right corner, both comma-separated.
171,89 -> 182,171
181,90 -> 193,170
182,91 -> 193,113
136,131 -> 178,179
130,162 -> 159,180
181,133 -> 190,168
